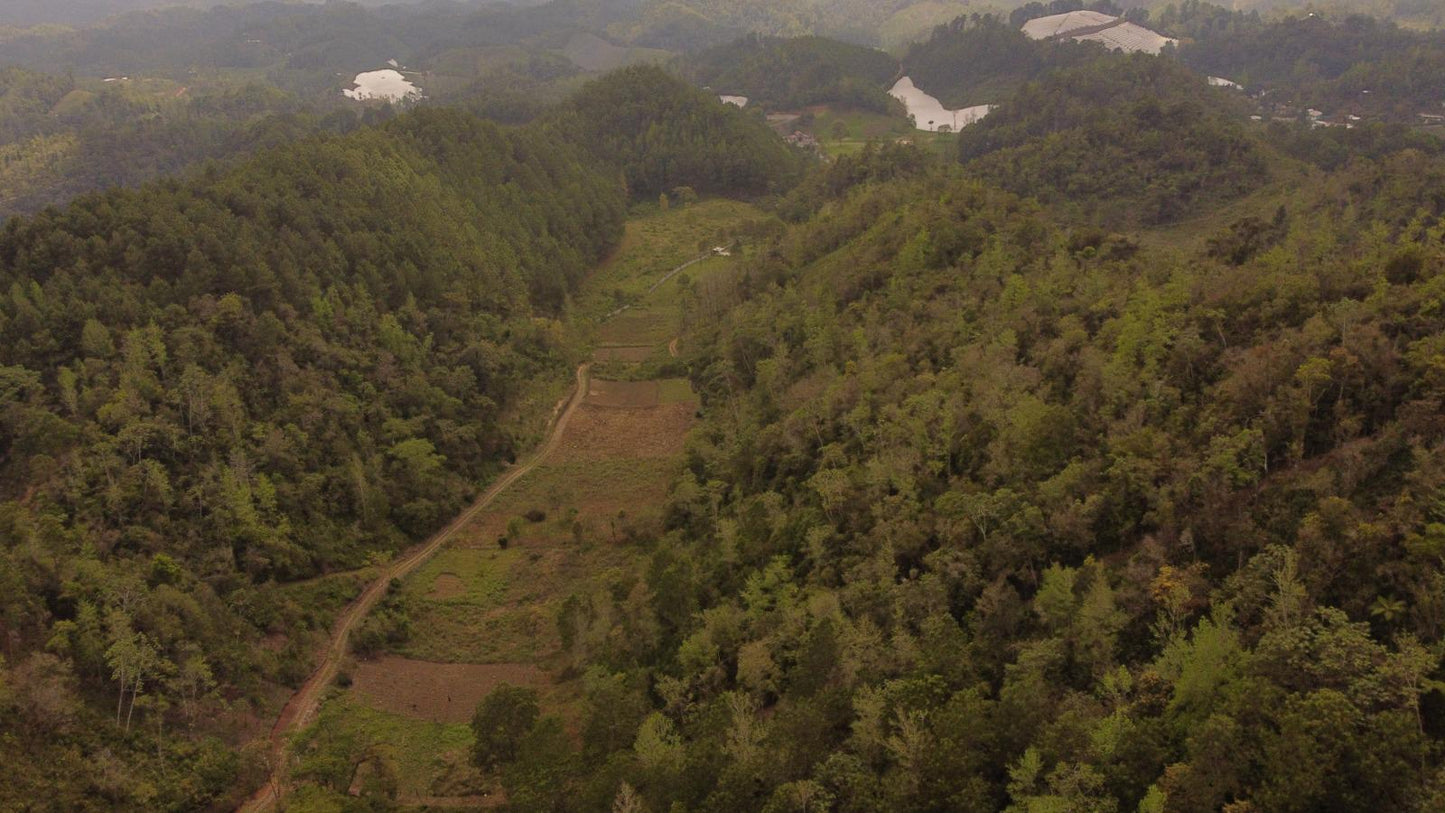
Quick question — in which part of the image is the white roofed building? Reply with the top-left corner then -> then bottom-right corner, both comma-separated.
1022,11 -> 1179,56
1021,10 -> 1118,40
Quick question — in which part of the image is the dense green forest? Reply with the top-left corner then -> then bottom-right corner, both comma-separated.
905,2 -> 1445,123
456,95 -> 1445,813
681,35 -> 901,113
902,15 -> 1105,109
558,64 -> 806,199
0,66 -> 375,218
0,0 -> 690,218
1165,1 -> 1445,120
0,104 -> 629,809
954,53 -> 1267,226
6,2 -> 1445,810
0,52 -> 817,805
0,0 -> 712,94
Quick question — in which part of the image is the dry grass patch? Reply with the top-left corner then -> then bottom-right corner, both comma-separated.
559,403 -> 695,461
429,573 -> 466,600
586,379 -> 660,408
658,378 -> 699,405
350,657 -> 548,724
592,345 -> 656,364
395,382 -> 697,665
596,306 -> 674,347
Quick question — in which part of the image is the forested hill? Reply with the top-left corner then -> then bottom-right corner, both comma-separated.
0,52 -> 814,803
0,106 -> 626,808
0,67 -> 358,219
1167,3 -> 1445,121
681,35 -> 901,113
558,64 -> 807,198
511,127 -> 1445,812
955,53 -> 1268,227
902,16 -> 1103,109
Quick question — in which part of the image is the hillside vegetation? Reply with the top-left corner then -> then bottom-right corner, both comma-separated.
5,6 -> 1445,812
0,59 -> 809,804
0,67 -> 361,219
559,64 -> 806,199
1167,2 -> 1445,119
903,15 -> 1103,108
955,53 -> 1268,226
681,34 -> 901,113
462,113 -> 1445,813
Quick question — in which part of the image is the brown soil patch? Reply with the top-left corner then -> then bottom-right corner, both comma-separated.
350,658 -> 547,724
429,573 -> 465,600
403,794 -> 503,809
586,379 -> 659,408
559,402 -> 694,461
597,310 -> 671,346
592,345 -> 655,363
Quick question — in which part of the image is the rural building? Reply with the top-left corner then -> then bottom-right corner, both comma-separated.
786,131 -> 819,148
1021,11 -> 1178,56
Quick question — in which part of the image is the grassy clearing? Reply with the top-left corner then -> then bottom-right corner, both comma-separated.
407,547 -> 514,606
577,198 -> 766,322
658,378 -> 699,405
593,254 -> 737,377
596,305 -> 676,348
786,105 -> 959,160
272,567 -> 376,629
808,107 -> 912,141
297,692 -> 488,800
397,451 -> 681,664
1136,150 -> 1320,252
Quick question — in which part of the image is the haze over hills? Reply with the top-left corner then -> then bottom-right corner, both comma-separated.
0,0 -> 521,27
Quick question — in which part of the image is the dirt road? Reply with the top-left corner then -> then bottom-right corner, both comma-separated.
239,364 -> 590,812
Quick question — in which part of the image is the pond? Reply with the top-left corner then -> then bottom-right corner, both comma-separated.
889,77 -> 992,133
344,69 -> 421,102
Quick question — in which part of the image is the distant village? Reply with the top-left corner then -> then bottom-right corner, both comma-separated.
1025,9 -> 1445,132
719,9 -> 1445,151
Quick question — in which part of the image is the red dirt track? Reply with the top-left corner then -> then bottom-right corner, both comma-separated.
238,365 -> 590,812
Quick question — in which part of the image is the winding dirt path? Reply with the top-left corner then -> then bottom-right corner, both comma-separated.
240,364 -> 591,812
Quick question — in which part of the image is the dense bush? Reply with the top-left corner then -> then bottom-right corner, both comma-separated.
682,34 -> 901,112
535,140 -> 1445,813
956,53 -> 1267,225
0,104 -> 625,809
558,64 -> 806,199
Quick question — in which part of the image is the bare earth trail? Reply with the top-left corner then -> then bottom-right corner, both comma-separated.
241,208 -> 742,809
239,364 -> 591,813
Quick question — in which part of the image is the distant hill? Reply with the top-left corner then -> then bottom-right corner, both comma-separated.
617,0 -> 1008,47
1166,2 -> 1445,121
956,52 -> 1268,225
902,16 -> 1103,108
1228,0 -> 1444,29
0,0 -> 500,27
556,63 -> 806,198
681,34 -> 900,112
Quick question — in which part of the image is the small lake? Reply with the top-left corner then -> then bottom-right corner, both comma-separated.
344,69 -> 421,102
889,77 -> 992,133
